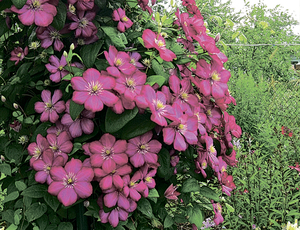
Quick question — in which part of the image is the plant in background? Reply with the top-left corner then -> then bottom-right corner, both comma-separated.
0,0 -> 242,229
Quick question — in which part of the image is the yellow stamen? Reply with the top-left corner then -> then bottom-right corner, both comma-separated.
210,145 -> 216,153
157,40 -> 165,47
156,101 -> 164,109
211,71 -> 221,81
33,0 -> 41,8
140,144 -> 146,150
17,53 -> 22,57
181,92 -> 188,100
126,79 -> 135,86
67,178 -> 73,184
207,109 -> 212,116
51,146 -> 58,151
122,16 -> 128,22
92,85 -> 98,92
178,124 -> 184,130
115,58 -> 122,66
105,150 -> 111,155
58,66 -> 63,71
202,162 -> 207,168
145,177 -> 152,182
46,103 -> 52,108
46,166 -> 51,171
130,181 -> 135,187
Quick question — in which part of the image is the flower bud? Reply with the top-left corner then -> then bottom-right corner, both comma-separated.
44,79 -> 51,86
70,43 -> 75,51
0,155 -> 5,162
83,200 -> 90,208
215,33 -> 220,42
1,95 -> 6,102
13,103 -> 18,109
63,51 -> 68,57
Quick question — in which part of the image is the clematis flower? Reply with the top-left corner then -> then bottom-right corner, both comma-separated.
113,70 -> 147,102
68,10 -> 97,38
68,0 -> 94,11
126,131 -> 161,168
27,134 -> 49,166
164,184 -> 180,200
123,172 -> 147,202
162,104 -> 198,151
34,89 -> 66,123
104,46 -> 136,76
128,52 -> 145,69
32,149 -> 64,185
112,8 -> 133,33
36,26 -> 66,51
47,120 -> 72,139
140,164 -> 157,197
89,133 -> 128,173
10,47 -> 28,65
11,0 -> 57,27
46,131 -> 73,164
135,85 -> 174,127
220,171 -> 236,196
45,55 -> 69,83
48,158 -> 94,207
142,29 -> 176,62
212,202 -> 224,225
71,68 -> 118,112
61,100 -> 95,138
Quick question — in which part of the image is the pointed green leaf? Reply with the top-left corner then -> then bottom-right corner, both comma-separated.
44,193 -> 60,212
182,178 -> 200,193
11,0 -> 26,9
21,184 -> 48,198
164,215 -> 174,228
15,181 -> 27,191
25,203 -> 47,222
51,1 -> 67,30
102,26 -> 125,49
137,198 -> 154,218
187,205 -> 204,228
199,187 -> 219,202
69,100 -> 84,121
145,75 -> 166,87
58,222 -> 73,230
80,40 -> 104,68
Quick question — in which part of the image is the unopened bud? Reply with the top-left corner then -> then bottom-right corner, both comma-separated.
0,155 -> 5,162
1,95 -> 6,102
70,43 -> 75,51
44,79 -> 51,86
13,103 -> 18,109
215,33 -> 220,42
63,51 -> 68,57
83,200 -> 90,208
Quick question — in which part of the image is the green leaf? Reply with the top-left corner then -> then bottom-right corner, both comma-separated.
6,224 -> 18,230
3,191 -> 19,203
0,17 -> 9,37
36,215 -> 48,230
187,205 -> 204,228
199,187 -> 219,202
151,59 -> 168,78
120,113 -> 156,140
16,62 -> 32,79
30,122 -> 52,142
11,0 -> 26,9
21,184 -> 48,198
181,178 -> 200,193
0,163 -> 12,176
80,40 -> 104,68
5,144 -> 24,164
25,203 -> 47,222
210,15 -> 223,26
14,209 -> 22,225
148,188 -> 159,198
145,75 -> 166,87
102,26 -> 125,49
0,0 -> 12,11
225,19 -> 234,27
0,107 -> 11,123
51,1 -> 67,30
232,31 -> 240,40
2,209 -> 14,224
69,100 -> 84,121
95,59 -> 109,71
45,224 -> 58,230
44,193 -> 60,212
15,181 -> 27,191
157,148 -> 172,179
225,203 -> 234,213
164,215 -> 174,228
105,107 -> 138,133
169,42 -> 184,56
64,66 -> 84,76
174,58 -> 193,65
58,222 -> 73,230
137,198 -> 154,218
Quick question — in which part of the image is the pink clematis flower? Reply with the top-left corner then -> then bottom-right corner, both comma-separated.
128,52 -> 145,69
126,131 -> 161,168
10,47 -> 28,65
140,164 -> 157,197
220,171 -> 236,196
193,59 -> 230,99
89,133 -> 128,173
104,46 -> 136,76
69,10 -> 97,38
142,29 -> 176,62
46,131 -> 73,164
71,68 -> 118,112
45,55 -> 69,83
123,172 -> 147,202
27,134 -> 49,166
32,149 -> 64,185
164,184 -> 180,200
162,104 -> 198,151
135,85 -> 174,127
61,100 -> 95,138
48,158 -> 94,207
11,0 -> 57,27
47,120 -> 72,139
68,0 -> 94,11
34,90 -> 66,123
212,202 -> 224,225
112,8 -> 133,33
113,70 -> 147,102
36,26 -> 66,51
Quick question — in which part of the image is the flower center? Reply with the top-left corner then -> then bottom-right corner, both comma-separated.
211,71 -> 221,81
67,178 -> 73,184
17,53 -> 22,57
145,177 -> 152,182
130,58 -> 136,64
50,31 -> 61,40
87,81 -> 103,95
115,58 -> 122,66
156,39 -> 165,47
130,181 -> 136,187
79,18 -> 89,28
126,78 -> 136,90
221,166 -> 226,172
206,109 -> 212,116
69,4 -> 76,14
209,145 -> 216,153
180,92 -> 188,100
122,16 -> 128,22
45,102 -> 53,109
46,166 -> 51,171
51,145 -> 58,151
202,161 -> 207,169
31,0 -> 41,10
216,203 -> 222,213
178,124 -> 185,130
58,66 -> 63,71
105,149 -> 111,155
142,58 -> 151,67
64,172 -> 77,188
156,100 -> 165,110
